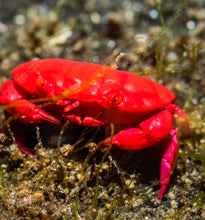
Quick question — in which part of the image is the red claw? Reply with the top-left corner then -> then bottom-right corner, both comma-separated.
33,109 -> 61,125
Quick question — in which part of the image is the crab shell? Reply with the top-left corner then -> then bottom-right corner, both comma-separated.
1,59 -> 175,124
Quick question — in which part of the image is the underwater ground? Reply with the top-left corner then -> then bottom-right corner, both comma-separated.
0,0 -> 204,219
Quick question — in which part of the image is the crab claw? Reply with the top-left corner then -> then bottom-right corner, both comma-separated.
0,80 -> 61,125
23,108 -> 61,125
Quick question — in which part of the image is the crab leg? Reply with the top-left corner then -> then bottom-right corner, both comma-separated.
165,103 -> 187,118
158,126 -> 178,199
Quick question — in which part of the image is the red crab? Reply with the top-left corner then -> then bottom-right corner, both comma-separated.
0,59 -> 189,199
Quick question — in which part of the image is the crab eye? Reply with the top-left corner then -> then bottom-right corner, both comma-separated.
36,76 -> 46,87
108,91 -> 124,108
36,76 -> 53,96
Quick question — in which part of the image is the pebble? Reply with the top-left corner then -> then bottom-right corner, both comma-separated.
107,40 -> 116,48
167,51 -> 178,62
171,200 -> 178,209
73,40 -> 84,52
14,14 -> 26,25
187,9 -> 205,20
186,20 -> 196,30
149,9 -> 159,19
168,191 -> 176,200
132,198 -> 143,207
90,12 -> 101,24
48,27 -> 72,46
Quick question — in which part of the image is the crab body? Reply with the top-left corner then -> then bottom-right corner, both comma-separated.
0,59 -> 189,199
